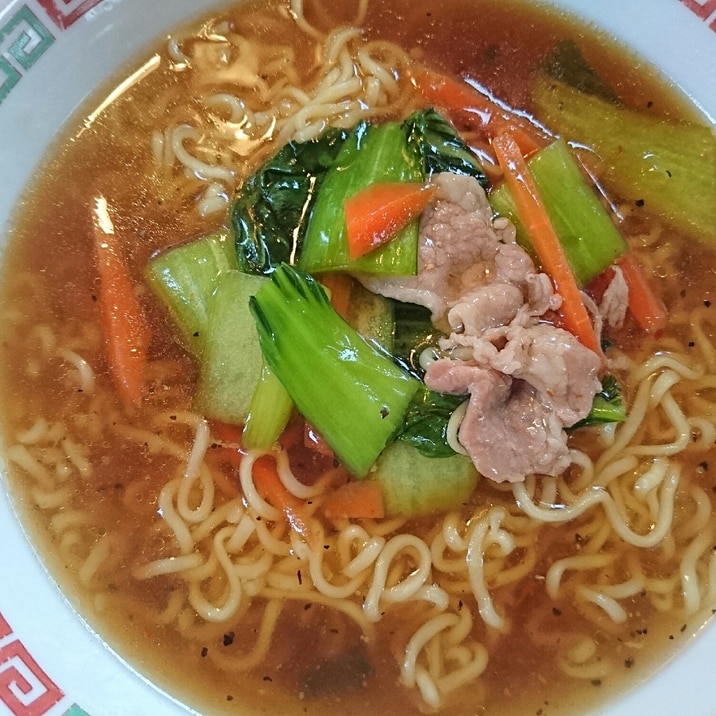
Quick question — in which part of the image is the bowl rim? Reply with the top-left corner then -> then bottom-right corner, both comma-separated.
0,1 -> 715,715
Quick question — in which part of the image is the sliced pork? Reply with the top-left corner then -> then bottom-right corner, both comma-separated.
599,266 -> 629,330
426,360 -> 571,483
368,172 -> 604,483
356,173 -> 515,325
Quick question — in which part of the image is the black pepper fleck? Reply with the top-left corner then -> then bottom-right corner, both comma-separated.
297,569 -> 303,585
380,406 -> 390,419
222,631 -> 235,646
625,657 -> 635,668
705,300 -> 712,308
552,607 -> 562,617
635,199 -> 645,207
201,646 -> 208,657
263,675 -> 273,682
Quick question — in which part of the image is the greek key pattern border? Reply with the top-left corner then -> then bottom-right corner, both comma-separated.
679,0 -> 716,30
0,0 -> 103,106
0,611 -> 89,716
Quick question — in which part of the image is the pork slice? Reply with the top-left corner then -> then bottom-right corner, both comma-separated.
356,173 -> 506,323
493,241 -> 535,287
422,356 -> 475,394
447,283 -> 524,335
599,266 -> 629,330
490,323 -> 601,425
425,359 -> 570,483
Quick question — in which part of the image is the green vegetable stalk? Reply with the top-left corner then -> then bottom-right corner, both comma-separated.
250,264 -> 420,476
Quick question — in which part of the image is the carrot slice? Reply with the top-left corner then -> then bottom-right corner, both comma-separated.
320,272 -> 353,319
207,420 -> 244,468
409,63 -> 548,157
617,252 -> 668,335
491,132 -> 601,355
323,480 -> 385,520
252,455 -> 312,539
210,420 -> 244,445
93,197 -> 151,409
344,181 -> 435,260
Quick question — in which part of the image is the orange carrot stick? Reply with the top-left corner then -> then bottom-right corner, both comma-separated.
320,272 -> 353,319
323,480 -> 385,520
208,420 -> 244,468
93,197 -> 151,409
408,63 -> 549,157
252,455 -> 312,539
344,181 -> 436,260
617,252 -> 668,335
491,132 -> 601,355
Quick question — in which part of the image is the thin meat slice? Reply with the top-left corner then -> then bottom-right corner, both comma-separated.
357,173 -> 514,324
490,324 -> 601,425
425,360 -> 570,483
356,171 -> 603,484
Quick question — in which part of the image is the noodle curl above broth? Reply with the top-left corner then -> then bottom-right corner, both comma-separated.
2,0 -> 716,715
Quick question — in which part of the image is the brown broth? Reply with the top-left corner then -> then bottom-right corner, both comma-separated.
1,1 -> 715,715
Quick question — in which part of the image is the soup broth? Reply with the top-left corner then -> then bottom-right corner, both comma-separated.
2,0 -> 716,714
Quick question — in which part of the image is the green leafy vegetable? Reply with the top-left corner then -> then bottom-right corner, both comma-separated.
390,300 -> 442,377
371,441 -> 478,517
193,270 -> 268,423
230,127 -> 349,275
533,76 -> 716,244
574,375 -> 627,428
396,386 -> 465,457
345,281 -> 395,353
299,121 -> 424,275
403,108 -> 489,188
242,362 -> 293,451
490,138 -> 628,286
250,264 -> 420,476
231,110 -> 488,276
544,39 -> 619,103
144,232 -> 238,354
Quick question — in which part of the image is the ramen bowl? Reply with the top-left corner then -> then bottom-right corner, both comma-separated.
0,1 -> 715,715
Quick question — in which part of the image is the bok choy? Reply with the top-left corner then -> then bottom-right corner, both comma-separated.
250,264 -> 420,476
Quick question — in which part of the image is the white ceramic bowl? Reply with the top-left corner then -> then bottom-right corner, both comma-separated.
0,1 -> 714,714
